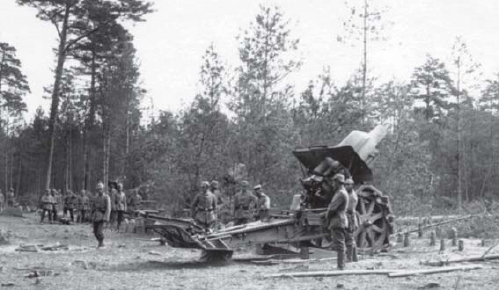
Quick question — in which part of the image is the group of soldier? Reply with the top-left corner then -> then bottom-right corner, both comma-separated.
325,173 -> 359,270
190,180 -> 271,231
0,188 -> 16,211
39,182 -> 143,248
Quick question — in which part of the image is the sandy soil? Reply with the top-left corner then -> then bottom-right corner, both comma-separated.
0,213 -> 498,290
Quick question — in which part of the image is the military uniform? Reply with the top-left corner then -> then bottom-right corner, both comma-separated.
109,188 -> 118,227
327,174 -> 349,270
92,185 -> 111,247
80,192 -> 91,223
128,191 -> 142,216
233,189 -> 257,225
345,179 -> 359,262
115,190 -> 127,230
191,188 -> 217,230
6,189 -> 14,207
40,192 -> 54,223
64,192 -> 77,222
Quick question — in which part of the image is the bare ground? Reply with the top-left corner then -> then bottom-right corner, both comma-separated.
0,214 -> 498,290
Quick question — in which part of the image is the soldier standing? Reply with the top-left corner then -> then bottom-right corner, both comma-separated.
109,184 -> 118,229
128,189 -> 142,216
326,174 -> 349,270
6,188 -> 14,207
254,185 -> 271,221
191,181 -> 217,231
91,182 -> 111,247
40,189 -> 54,223
233,181 -> 257,225
80,190 -> 91,223
64,190 -> 77,222
51,189 -> 59,221
115,183 -> 127,231
344,177 -> 359,262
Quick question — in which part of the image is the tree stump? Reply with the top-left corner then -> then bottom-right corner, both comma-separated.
450,227 -> 457,246
435,227 -> 442,239
440,239 -> 446,251
481,239 -> 486,247
458,240 -> 464,251
404,232 -> 411,247
299,246 -> 310,259
418,223 -> 423,238
397,233 -> 404,243
430,231 -> 436,246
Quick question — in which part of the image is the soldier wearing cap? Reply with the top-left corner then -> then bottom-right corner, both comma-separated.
191,181 -> 217,231
91,182 -> 111,247
115,183 -> 127,231
254,185 -> 271,221
40,189 -> 55,223
344,177 -> 359,262
64,190 -> 78,222
233,181 -> 257,225
6,188 -> 14,207
128,189 -> 142,216
326,173 -> 349,270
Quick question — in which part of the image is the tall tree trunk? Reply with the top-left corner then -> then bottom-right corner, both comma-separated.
361,0 -> 368,115
44,3 -> 71,190
456,62 -> 462,210
83,52 -> 97,190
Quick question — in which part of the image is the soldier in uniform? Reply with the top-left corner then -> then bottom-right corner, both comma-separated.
80,190 -> 91,223
128,189 -> 142,216
326,174 -> 349,270
233,181 -> 257,225
40,189 -> 54,223
91,182 -> 111,247
191,181 -> 217,231
115,183 -> 127,231
344,177 -> 359,262
51,189 -> 59,221
6,188 -> 14,207
63,190 -> 77,222
254,185 -> 271,221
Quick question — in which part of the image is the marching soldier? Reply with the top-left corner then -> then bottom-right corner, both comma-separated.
344,177 -> 359,262
40,189 -> 54,223
91,182 -> 111,247
115,183 -> 127,231
254,185 -> 271,221
326,174 -> 349,270
191,181 -> 217,231
233,181 -> 257,225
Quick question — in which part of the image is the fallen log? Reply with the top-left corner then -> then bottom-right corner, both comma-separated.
253,257 -> 336,265
388,264 -> 484,278
423,254 -> 499,266
265,269 -> 396,278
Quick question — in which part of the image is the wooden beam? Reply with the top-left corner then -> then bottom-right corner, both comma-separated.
388,265 -> 484,278
265,269 -> 396,278
424,254 -> 499,266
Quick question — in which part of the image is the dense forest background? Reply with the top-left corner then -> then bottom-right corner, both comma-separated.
1,2 -> 498,215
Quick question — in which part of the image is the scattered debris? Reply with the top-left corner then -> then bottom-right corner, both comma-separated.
148,251 -> 162,256
15,244 -> 38,252
388,265 -> 484,278
1,282 -> 15,287
72,260 -> 89,270
418,282 -> 441,289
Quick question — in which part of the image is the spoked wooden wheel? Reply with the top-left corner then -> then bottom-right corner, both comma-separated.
354,185 -> 391,250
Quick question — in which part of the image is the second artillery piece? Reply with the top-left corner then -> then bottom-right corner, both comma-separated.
142,125 -> 395,261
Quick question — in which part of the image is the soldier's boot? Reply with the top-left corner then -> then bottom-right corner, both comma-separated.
346,246 -> 353,262
337,250 -> 345,270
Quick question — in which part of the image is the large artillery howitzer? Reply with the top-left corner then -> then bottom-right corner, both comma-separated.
143,125 -> 394,260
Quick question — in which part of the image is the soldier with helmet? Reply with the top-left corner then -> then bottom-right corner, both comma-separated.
344,177 -> 359,262
233,181 -> 257,225
326,174 -> 349,270
191,181 -> 217,231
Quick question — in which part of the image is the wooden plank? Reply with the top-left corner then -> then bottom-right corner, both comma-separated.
424,254 -> 499,266
388,265 -> 484,278
266,269 -> 396,278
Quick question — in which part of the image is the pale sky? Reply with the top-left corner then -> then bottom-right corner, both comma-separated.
1,0 -> 499,121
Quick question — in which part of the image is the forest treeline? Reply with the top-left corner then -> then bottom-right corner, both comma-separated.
1,2 -> 498,215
